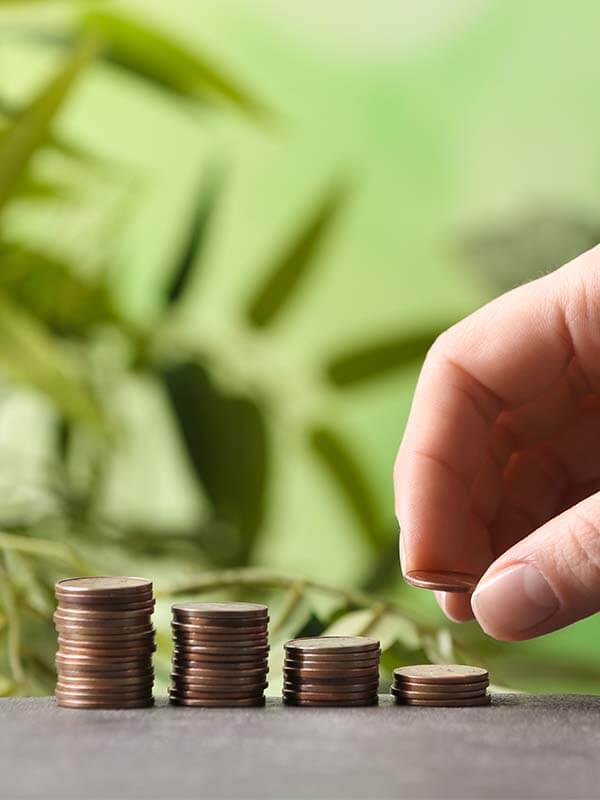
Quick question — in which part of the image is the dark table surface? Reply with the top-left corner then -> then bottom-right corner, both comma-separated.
0,694 -> 599,800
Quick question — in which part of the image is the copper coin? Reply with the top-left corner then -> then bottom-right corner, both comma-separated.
55,628 -> 155,640
58,644 -> 156,658
172,635 -> 269,650
58,666 -> 154,679
285,636 -> 380,655
58,635 -> 155,649
172,619 -> 266,634
284,655 -> 380,669
56,696 -> 154,709
173,644 -> 269,658
169,683 -> 266,697
56,576 -> 153,598
284,679 -> 379,693
172,620 -> 268,634
395,694 -> 491,707
55,686 -> 153,700
172,602 -> 267,619
54,607 -> 154,622
284,666 -> 379,680
404,570 -> 478,593
171,674 -> 267,689
54,621 -> 155,637
56,650 -> 153,664
169,695 -> 265,708
172,627 -> 268,641
394,679 -> 489,694
57,675 -> 154,688
283,687 -> 378,701
171,659 -> 269,675
171,662 -> 268,677
392,686 -> 488,700
57,596 -> 156,614
393,665 -> 488,685
54,611 -> 152,627
283,696 -> 378,707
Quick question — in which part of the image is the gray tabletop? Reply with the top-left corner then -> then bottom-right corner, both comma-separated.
0,694 -> 598,800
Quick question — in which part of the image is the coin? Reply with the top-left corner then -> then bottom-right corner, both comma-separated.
394,679 -> 489,694
393,665 -> 488,684
55,686 -> 153,699
173,648 -> 269,663
284,654 -> 380,669
55,607 -> 154,622
172,629 -> 267,642
54,620 -> 155,636
169,695 -> 265,707
57,597 -> 155,611
172,602 -> 268,619
57,675 -> 154,688
284,665 -> 379,680
56,577 -> 153,598
171,662 -> 268,677
56,696 -> 154,709
285,636 -> 379,655
58,644 -> 156,658
282,688 -> 378,701
57,665 -> 154,679
284,679 -> 379,692
56,628 -> 156,642
404,570 -> 479,593
396,695 -> 491,707
169,683 -> 266,697
392,687 -> 488,700
283,696 -> 378,707
57,634 -> 155,649
175,639 -> 269,656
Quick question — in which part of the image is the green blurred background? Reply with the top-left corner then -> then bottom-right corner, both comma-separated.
2,0 -> 600,697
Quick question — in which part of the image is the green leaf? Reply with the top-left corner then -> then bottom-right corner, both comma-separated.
246,181 -> 348,328
0,37 -> 97,215
323,609 -> 420,652
79,11 -> 265,116
0,290 -> 106,429
308,425 -> 385,550
13,174 -> 74,203
325,326 -> 448,388
166,166 -> 223,306
162,362 -> 268,564
0,242 -> 118,336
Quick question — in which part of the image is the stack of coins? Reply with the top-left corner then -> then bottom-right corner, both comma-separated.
54,577 -> 155,709
169,602 -> 269,707
391,664 -> 490,706
283,636 -> 380,707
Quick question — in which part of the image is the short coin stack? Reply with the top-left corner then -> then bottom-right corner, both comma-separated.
54,577 -> 155,709
283,636 -> 380,707
391,664 -> 490,706
169,602 -> 269,707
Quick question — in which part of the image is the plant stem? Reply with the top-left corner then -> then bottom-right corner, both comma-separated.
158,567 -> 436,634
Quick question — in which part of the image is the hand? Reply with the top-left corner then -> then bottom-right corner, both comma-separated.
394,245 -> 600,640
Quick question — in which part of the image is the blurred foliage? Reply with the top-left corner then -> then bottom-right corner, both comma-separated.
0,0 -> 599,700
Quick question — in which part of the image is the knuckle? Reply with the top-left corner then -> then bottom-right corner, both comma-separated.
563,509 -> 600,591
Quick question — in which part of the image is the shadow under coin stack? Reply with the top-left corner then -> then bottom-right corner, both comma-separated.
283,636 -> 380,707
169,602 -> 269,707
391,664 -> 490,707
54,577 -> 155,709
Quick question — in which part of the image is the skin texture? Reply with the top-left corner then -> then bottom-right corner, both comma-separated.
394,244 -> 600,641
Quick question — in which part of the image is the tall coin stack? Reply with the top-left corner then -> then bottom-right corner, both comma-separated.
169,602 -> 269,707
283,636 -> 380,707
54,577 -> 155,709
391,664 -> 490,707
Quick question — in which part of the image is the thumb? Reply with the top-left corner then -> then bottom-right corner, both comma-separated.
472,492 -> 600,640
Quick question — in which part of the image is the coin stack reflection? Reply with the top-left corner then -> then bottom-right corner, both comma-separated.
54,577 -> 155,709
169,602 -> 269,707
283,636 -> 380,706
391,664 -> 490,706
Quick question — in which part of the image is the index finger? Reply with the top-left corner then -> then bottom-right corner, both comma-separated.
394,258 -> 581,584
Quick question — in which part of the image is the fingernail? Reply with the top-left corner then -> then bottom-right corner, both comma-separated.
472,563 -> 559,638
399,534 -> 407,575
